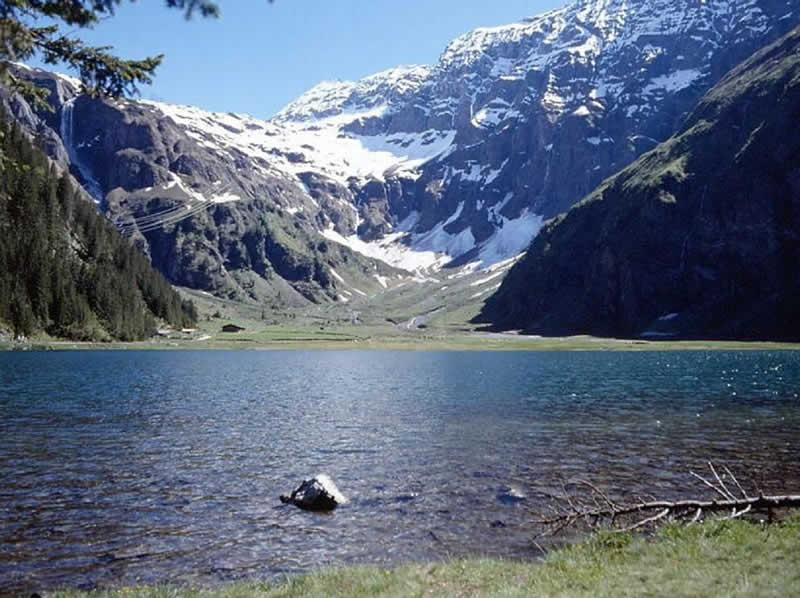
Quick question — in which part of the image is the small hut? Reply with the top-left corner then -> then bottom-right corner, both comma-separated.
221,324 -> 246,333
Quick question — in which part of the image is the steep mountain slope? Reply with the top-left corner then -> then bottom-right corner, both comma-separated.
2,0 -> 797,308
476,25 -> 800,340
272,0 -> 797,265
1,69 -> 404,305
0,113 -> 197,341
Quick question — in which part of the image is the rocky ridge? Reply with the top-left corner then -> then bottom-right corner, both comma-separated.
2,0 -> 797,306
476,24 -> 800,340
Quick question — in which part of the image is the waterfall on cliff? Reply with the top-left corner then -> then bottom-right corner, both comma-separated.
59,98 -> 104,204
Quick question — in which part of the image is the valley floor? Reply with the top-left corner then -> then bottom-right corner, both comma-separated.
47,517 -> 800,597
4,284 -> 800,352
4,327 -> 800,352
4,325 -> 800,352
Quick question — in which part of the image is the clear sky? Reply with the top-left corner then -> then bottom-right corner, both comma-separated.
37,0 -> 564,119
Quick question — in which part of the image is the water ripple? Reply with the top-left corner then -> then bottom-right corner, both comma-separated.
1,350 -> 799,593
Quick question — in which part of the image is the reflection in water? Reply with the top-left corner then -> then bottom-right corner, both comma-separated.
0,350 -> 798,592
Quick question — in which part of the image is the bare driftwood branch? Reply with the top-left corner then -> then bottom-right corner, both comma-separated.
690,470 -> 731,501
537,493 -> 800,526
533,463 -> 800,536
723,464 -> 749,500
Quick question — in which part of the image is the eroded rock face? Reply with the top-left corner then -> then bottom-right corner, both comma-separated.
2,0 -> 797,299
280,475 -> 348,511
1,69 -> 399,305
477,25 -> 800,341
273,0 -> 799,245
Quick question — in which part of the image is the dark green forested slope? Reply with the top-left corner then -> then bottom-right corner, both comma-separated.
476,26 -> 800,341
0,112 -> 196,341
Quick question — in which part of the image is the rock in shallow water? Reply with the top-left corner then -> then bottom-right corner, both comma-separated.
497,486 -> 526,505
280,474 -> 348,511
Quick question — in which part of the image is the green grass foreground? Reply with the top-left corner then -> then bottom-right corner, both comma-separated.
51,517 -> 800,597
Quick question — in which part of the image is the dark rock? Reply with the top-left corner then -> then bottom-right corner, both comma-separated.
280,475 -> 347,511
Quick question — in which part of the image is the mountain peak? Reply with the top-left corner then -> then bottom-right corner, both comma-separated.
273,64 -> 432,123
4,0 -> 798,309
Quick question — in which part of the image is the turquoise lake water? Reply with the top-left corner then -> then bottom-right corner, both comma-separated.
1,350 -> 798,593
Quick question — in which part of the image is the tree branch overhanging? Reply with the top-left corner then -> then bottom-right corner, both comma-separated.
0,0 -> 239,106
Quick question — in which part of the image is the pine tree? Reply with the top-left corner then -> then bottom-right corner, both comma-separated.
0,108 -> 197,341
0,1 -> 224,107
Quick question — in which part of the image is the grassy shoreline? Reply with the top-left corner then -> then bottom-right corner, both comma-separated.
3,327 -> 800,352
47,517 -> 800,597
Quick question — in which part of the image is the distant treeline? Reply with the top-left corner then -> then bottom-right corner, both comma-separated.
0,111 -> 197,341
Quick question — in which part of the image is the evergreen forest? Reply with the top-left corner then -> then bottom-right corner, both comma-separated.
0,111 -> 197,341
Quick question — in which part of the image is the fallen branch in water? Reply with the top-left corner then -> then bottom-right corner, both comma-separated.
534,463 -> 800,536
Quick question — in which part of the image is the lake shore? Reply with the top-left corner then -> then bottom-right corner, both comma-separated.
46,517 -> 800,597
3,326 -> 800,352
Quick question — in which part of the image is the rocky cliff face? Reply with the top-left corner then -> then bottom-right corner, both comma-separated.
3,0 -> 797,305
270,0 -> 797,264
2,67 -> 401,305
476,24 -> 800,340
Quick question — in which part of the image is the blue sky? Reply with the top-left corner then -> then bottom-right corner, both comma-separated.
38,0 -> 563,118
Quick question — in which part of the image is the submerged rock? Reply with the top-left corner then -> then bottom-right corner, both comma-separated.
280,474 -> 348,511
497,486 -> 526,505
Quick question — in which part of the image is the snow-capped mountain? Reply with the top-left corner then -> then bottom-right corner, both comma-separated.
477,22 -> 800,340
273,65 -> 433,124
264,0 -> 796,268
2,0 -> 797,305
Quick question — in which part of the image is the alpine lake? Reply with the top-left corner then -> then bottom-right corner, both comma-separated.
1,349 -> 799,594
